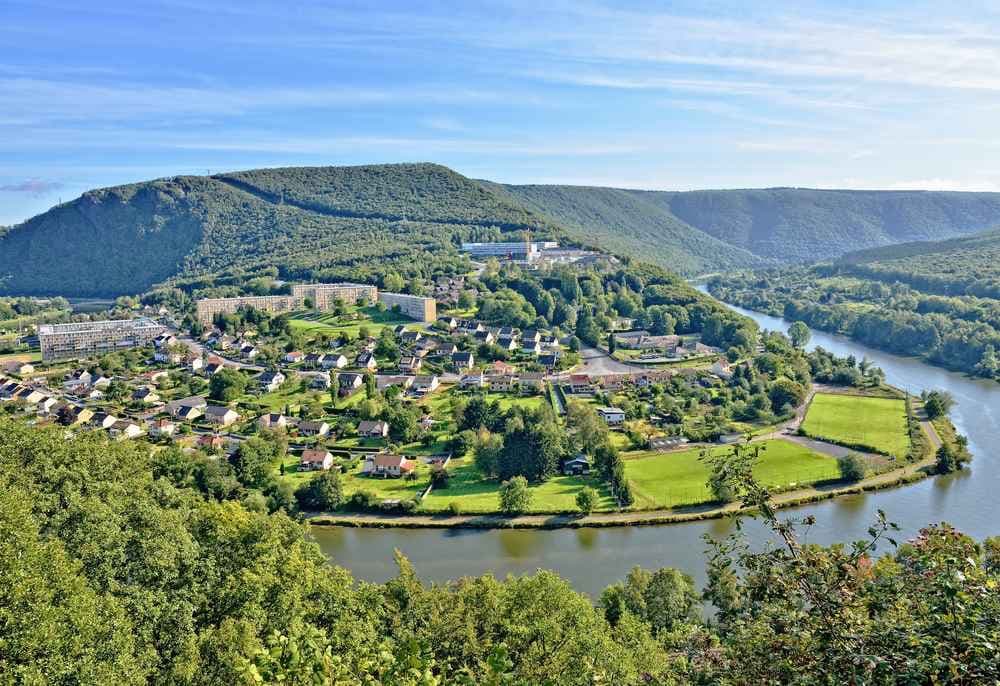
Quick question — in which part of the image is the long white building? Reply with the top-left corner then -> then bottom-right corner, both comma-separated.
39,318 -> 165,361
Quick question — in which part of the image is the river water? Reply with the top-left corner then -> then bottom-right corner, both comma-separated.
312,297 -> 998,599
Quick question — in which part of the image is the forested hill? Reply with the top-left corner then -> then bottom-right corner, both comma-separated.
5,162 -> 1000,297
633,188 -> 1000,263
0,164 -> 565,297
493,183 -> 769,275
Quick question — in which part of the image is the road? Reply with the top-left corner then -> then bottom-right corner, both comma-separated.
557,345 -> 643,378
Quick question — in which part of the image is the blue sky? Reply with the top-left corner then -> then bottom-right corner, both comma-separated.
3,0 -> 1000,225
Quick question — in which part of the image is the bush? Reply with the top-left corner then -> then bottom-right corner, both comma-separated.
294,470 -> 344,511
498,476 -> 532,514
447,501 -> 462,516
576,486 -> 598,515
431,467 -> 450,489
348,490 -> 380,511
837,453 -> 867,482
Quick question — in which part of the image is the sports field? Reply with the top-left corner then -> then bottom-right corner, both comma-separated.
801,393 -> 909,457
624,439 -> 841,509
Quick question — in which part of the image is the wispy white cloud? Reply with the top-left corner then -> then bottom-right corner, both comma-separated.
0,178 -> 63,194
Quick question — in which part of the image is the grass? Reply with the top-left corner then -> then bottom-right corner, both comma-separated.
287,306 -> 418,337
801,393 -> 910,458
278,454 -> 430,500
420,461 -> 615,513
624,439 -> 841,509
0,351 -> 42,363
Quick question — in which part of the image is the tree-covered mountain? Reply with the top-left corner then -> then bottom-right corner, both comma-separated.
0,165 -> 556,297
493,182 -> 769,275
837,226 -> 1000,297
4,163 -> 1000,297
637,188 -> 1000,263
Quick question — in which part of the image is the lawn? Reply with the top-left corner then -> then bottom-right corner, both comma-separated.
624,439 -> 841,509
420,461 -> 616,513
801,393 -> 910,458
0,350 -> 42,363
278,455 -> 430,501
288,306 -> 419,337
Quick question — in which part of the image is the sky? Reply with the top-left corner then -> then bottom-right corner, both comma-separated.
3,0 -> 1000,225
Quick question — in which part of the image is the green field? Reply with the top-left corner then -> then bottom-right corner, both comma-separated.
801,393 -> 910,457
420,461 -> 615,513
287,306 -> 418,336
624,439 -> 841,509
279,455 -> 430,500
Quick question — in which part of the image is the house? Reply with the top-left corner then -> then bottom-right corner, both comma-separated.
322,354 -> 348,370
284,351 -> 305,364
377,375 -> 414,392
58,405 -> 94,427
600,374 -> 629,392
648,435 -> 689,451
498,326 -> 516,338
150,417 -> 176,437
310,371 -> 332,390
197,434 -> 225,451
258,413 -> 288,430
154,349 -> 183,365
495,335 -> 517,352
257,370 -> 286,393
452,351 -> 474,370
488,375 -> 516,392
91,375 -> 113,390
459,373 -> 487,389
569,374 -> 592,394
109,419 -> 143,440
710,360 -> 734,380
563,454 -> 592,476
491,360 -> 517,375
187,356 -> 204,372
520,341 -> 542,355
412,375 -> 440,395
305,353 -> 326,368
203,360 -> 224,376
3,360 -> 34,376
400,330 -> 423,344
132,386 -> 160,404
364,453 -> 415,478
239,344 -> 259,360
438,316 -> 458,330
169,396 -> 207,419
205,405 -> 240,427
12,386 -> 45,404
355,351 -> 377,371
398,355 -> 422,373
90,412 -> 119,430
298,420 -> 330,437
522,329 -> 541,344
153,333 -> 177,349
299,449 -> 334,472
357,419 -> 389,438
474,330 -> 495,345
519,372 -> 545,391
37,396 -> 59,414
596,406 -> 626,425
336,372 -> 364,396
392,324 -> 409,335
538,353 -> 560,371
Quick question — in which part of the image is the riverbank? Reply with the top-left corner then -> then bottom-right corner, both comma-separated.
309,448 -> 940,530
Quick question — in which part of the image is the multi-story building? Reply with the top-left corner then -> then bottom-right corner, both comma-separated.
290,282 -> 377,309
461,241 -> 541,261
38,318 -> 165,361
379,292 -> 437,322
195,282 -> 380,325
195,295 -> 298,325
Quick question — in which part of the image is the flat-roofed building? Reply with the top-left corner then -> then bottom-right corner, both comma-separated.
195,295 -> 298,325
39,318 -> 165,362
290,283 -> 377,309
379,292 -> 436,323
461,241 -> 540,261
195,282 -> 379,324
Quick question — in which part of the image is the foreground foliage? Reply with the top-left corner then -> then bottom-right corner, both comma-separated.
2,420 -> 998,684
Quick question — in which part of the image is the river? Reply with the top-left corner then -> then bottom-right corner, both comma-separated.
312,296 -> 998,599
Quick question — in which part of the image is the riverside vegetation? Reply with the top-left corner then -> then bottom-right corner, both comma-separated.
3,418 -> 999,684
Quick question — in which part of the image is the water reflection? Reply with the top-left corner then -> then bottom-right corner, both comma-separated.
575,527 -> 599,550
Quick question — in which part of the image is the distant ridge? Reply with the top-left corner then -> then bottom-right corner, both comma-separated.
2,162 -> 1000,296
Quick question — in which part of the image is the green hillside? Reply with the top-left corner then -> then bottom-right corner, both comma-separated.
495,183 -> 768,275
639,188 -> 1000,263
0,165 -> 555,297
836,226 -> 1000,297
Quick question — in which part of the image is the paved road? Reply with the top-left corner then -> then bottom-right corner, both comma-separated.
558,345 -> 643,378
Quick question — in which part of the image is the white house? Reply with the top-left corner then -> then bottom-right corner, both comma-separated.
596,406 -> 626,425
